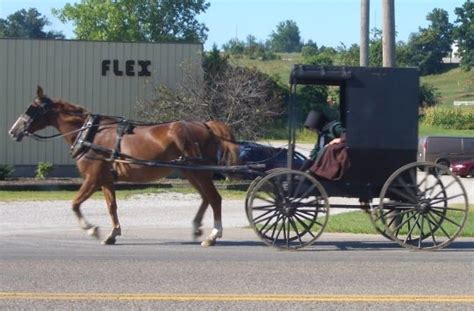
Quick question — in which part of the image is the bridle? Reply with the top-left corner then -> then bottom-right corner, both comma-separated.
16,97 -> 94,141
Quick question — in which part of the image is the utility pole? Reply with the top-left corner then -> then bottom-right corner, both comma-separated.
360,0 -> 370,66
382,0 -> 396,67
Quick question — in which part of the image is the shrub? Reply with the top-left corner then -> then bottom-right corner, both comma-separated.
419,83 -> 441,108
422,106 -> 474,130
35,162 -> 54,180
0,165 -> 14,180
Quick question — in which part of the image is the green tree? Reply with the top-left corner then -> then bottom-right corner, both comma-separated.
453,0 -> 474,70
0,8 -> 64,39
369,28 -> 383,67
269,20 -> 302,52
222,38 -> 245,55
301,40 -> 318,57
53,0 -> 209,43
406,8 -> 453,74
203,44 -> 229,82
335,43 -> 360,66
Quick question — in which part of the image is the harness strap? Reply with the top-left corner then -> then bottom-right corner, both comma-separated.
110,120 -> 133,160
70,115 -> 101,158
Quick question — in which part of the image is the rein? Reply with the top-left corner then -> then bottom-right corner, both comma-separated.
30,125 -> 94,141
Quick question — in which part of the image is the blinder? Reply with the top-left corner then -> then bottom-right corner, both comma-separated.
20,97 -> 54,133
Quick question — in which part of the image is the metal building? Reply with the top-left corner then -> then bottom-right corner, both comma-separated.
0,38 -> 203,176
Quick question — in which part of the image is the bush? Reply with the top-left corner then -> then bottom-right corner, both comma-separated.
419,83 -> 441,108
35,162 -> 54,180
0,165 -> 14,180
422,106 -> 474,130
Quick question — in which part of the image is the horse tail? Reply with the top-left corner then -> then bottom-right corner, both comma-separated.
205,120 -> 240,166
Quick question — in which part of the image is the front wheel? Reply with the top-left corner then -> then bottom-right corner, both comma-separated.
373,162 -> 468,250
246,169 -> 330,250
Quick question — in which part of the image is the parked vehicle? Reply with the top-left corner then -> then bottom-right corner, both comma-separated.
450,159 -> 474,178
418,136 -> 474,168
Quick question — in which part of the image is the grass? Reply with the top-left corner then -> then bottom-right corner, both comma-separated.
421,67 -> 474,105
326,206 -> 474,238
418,124 -> 474,137
0,187 -> 248,202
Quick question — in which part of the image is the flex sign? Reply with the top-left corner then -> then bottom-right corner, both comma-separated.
101,60 -> 151,77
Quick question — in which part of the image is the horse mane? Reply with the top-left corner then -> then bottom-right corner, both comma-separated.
205,120 -> 240,166
52,99 -> 90,125
53,99 -> 89,115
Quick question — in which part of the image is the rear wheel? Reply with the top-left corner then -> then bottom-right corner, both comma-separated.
373,162 -> 468,250
246,169 -> 329,249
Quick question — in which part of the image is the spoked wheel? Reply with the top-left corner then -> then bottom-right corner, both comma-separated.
373,162 -> 469,250
246,169 -> 329,250
245,168 -> 286,223
367,201 -> 395,241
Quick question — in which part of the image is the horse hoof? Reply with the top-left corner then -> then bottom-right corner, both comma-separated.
101,236 -> 116,245
201,239 -> 216,247
193,229 -> 203,240
88,226 -> 100,239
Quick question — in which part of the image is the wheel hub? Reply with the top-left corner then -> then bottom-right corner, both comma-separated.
282,204 -> 296,217
417,198 -> 432,214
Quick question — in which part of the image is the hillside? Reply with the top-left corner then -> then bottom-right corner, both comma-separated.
421,67 -> 474,105
229,53 -> 303,87
230,53 -> 474,105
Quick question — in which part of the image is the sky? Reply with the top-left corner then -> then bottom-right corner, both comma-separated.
0,0 -> 464,50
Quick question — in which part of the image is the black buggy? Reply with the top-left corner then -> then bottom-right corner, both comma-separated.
244,65 -> 469,250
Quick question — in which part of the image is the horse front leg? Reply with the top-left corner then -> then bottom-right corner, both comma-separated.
72,179 -> 100,239
101,183 -> 121,245
200,183 -> 223,247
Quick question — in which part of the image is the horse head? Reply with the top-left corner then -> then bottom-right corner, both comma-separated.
9,86 -> 56,141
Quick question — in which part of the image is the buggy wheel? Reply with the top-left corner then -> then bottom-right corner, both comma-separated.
245,168 -> 286,223
246,169 -> 329,250
375,162 -> 468,250
367,202 -> 395,241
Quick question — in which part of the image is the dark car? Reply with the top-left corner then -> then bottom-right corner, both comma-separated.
450,159 -> 474,178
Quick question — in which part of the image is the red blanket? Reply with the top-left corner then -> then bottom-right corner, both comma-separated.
309,135 -> 351,180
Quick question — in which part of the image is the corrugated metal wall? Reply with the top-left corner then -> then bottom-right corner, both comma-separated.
0,39 -> 202,166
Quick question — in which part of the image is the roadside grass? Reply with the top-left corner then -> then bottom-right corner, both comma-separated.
418,124 -> 474,137
326,206 -> 474,237
0,187 -> 248,202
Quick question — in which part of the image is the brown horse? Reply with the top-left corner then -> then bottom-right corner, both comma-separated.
8,86 -> 239,246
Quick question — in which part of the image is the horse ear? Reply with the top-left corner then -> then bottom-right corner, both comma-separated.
37,85 -> 44,98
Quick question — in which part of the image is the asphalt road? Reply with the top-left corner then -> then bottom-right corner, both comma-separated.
1,195 -> 473,310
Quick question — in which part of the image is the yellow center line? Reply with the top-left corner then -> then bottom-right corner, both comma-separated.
0,293 -> 473,303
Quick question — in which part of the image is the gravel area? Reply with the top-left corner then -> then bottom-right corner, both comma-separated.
0,192 -> 247,236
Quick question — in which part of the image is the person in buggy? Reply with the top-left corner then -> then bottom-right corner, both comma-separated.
301,105 -> 350,180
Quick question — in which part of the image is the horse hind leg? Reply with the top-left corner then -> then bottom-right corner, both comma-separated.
184,172 -> 222,246
184,172 -> 209,240
192,199 -> 208,240
101,183 -> 121,245
72,179 -> 101,239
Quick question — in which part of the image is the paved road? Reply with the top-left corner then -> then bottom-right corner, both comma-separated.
1,197 -> 473,310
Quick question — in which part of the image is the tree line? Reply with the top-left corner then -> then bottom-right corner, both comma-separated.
221,3 -> 473,74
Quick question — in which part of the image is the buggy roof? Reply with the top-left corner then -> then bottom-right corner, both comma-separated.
290,65 -> 352,85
